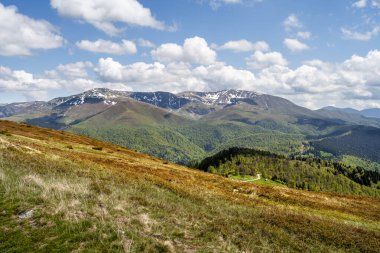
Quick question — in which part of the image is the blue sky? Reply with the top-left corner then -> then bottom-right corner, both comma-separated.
1,0 -> 380,109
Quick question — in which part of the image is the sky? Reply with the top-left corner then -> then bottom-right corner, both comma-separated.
1,0 -> 380,109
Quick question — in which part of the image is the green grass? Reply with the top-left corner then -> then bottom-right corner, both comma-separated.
229,175 -> 286,186
251,178 -> 286,186
1,120 -> 380,252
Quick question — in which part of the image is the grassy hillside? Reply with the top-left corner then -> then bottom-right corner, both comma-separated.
1,120 -> 380,252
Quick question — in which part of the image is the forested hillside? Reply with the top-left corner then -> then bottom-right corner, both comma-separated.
311,126 -> 380,163
196,148 -> 380,197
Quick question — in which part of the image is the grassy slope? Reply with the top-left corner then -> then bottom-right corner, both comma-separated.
0,120 -> 380,252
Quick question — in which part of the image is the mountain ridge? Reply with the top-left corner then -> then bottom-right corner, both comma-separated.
320,106 -> 380,119
2,88 -> 380,166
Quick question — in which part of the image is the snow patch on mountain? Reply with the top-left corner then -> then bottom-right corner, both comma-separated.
51,88 -> 125,107
180,89 -> 261,105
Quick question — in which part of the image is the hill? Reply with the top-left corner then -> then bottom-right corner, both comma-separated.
310,125 -> 380,163
196,147 -> 380,197
2,88 -> 380,166
361,108 -> 380,119
1,120 -> 380,252
319,106 -> 380,119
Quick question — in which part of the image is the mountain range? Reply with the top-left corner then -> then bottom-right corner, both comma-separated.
1,88 -> 380,168
321,106 -> 380,119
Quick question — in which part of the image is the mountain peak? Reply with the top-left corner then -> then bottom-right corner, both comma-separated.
179,89 -> 261,105
50,88 -> 129,107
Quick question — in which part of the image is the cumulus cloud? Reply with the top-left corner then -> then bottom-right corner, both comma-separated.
94,49 -> 380,109
218,40 -> 269,52
0,3 -> 63,56
96,57 -> 255,92
151,36 -> 217,65
283,38 -> 309,52
200,0 -> 264,10
246,51 -> 288,69
50,0 -> 165,35
76,39 -> 137,55
46,61 -> 93,79
351,0 -> 380,10
0,61 -> 130,100
193,63 -> 256,91
352,0 -> 380,8
0,66 -> 60,100
372,0 -> 380,7
252,50 -> 380,108
94,50 -> 380,109
283,14 -> 303,30
3,43 -> 380,109
206,0 -> 241,9
137,39 -> 156,48
353,0 -> 367,8
297,31 -> 312,39
341,26 -> 380,41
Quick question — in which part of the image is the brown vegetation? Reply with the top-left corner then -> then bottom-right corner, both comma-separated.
0,119 -> 379,252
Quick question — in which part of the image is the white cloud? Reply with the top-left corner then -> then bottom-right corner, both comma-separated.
372,0 -> 380,7
246,51 -> 288,69
283,38 -> 309,52
0,66 -> 60,100
50,0 -> 165,35
352,0 -> 380,8
96,57 -> 255,92
252,50 -> 380,109
0,62 -> 130,100
341,26 -> 380,41
46,61 -> 94,79
207,0 -> 241,9
138,39 -> 156,48
76,39 -> 137,55
353,0 -> 367,8
95,51 -> 380,109
4,46 -> 380,109
0,3 -> 63,56
202,0 -> 264,10
218,40 -> 269,52
297,31 -> 311,39
283,14 -> 303,30
151,36 -> 217,65
222,0 -> 241,2
151,43 -> 184,63
193,62 -> 256,91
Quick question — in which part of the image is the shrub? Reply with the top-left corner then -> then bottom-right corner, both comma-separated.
92,146 -> 103,151
0,130 -> 11,136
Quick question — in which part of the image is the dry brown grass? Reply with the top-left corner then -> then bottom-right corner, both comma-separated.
1,119 -> 380,252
